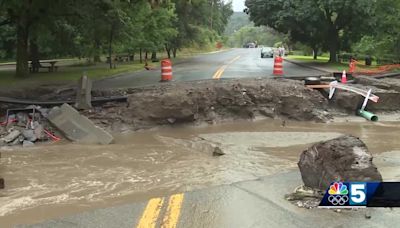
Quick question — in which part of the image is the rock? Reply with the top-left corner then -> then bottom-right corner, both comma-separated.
33,123 -> 45,140
16,112 -> 29,127
2,130 -> 21,143
298,135 -> 382,191
167,118 -> 176,124
213,147 -> 225,156
22,140 -> 35,147
22,129 -> 37,142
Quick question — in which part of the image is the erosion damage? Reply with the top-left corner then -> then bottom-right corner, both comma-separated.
87,78 -> 330,131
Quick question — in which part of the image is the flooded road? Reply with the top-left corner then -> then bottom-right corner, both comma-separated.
1,119 -> 400,227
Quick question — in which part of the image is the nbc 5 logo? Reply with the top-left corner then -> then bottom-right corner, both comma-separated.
349,183 -> 367,206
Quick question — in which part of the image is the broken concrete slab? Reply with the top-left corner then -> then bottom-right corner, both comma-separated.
2,129 -> 21,143
298,135 -> 382,191
47,103 -> 113,145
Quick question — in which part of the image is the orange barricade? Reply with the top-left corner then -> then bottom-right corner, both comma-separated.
161,59 -> 173,82
273,56 -> 283,75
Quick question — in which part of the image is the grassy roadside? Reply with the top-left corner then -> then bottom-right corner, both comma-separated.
0,62 -> 144,89
286,55 -> 382,72
0,47 -> 227,90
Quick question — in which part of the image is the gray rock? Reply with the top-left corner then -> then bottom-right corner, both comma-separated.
2,130 -> 21,143
213,147 -> 225,156
22,129 -> 37,142
22,140 -> 35,147
298,135 -> 382,191
33,123 -> 45,140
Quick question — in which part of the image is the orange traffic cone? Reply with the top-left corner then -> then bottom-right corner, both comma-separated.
341,70 -> 347,84
273,56 -> 283,75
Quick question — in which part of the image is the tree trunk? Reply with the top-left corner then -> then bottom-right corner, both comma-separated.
165,45 -> 171,59
151,51 -> 157,61
313,48 -> 318,60
29,38 -> 40,73
173,48 -> 177,58
108,24 -> 115,69
93,39 -> 101,63
16,17 -> 30,78
145,51 -> 148,61
140,48 -> 142,63
328,29 -> 339,63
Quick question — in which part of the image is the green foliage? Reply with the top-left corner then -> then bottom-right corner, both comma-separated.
227,26 -> 282,47
245,0 -> 377,62
0,0 -> 233,77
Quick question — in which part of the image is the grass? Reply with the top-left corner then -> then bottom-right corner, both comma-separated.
0,61 -> 144,89
286,55 -> 382,72
0,47 -> 225,90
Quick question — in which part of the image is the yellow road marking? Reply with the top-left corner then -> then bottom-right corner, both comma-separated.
161,194 -> 185,228
137,197 -> 164,228
212,55 -> 241,79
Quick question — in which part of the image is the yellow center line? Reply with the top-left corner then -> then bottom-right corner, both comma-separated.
137,197 -> 165,228
161,193 -> 185,228
212,55 -> 241,79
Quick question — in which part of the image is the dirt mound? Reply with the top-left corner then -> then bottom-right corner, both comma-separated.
87,78 -> 330,131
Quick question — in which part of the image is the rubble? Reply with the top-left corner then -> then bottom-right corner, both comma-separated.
3,130 -> 21,143
298,135 -> 382,191
212,147 -> 225,156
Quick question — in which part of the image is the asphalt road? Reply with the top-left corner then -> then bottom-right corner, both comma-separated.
93,48 -> 326,90
21,171 -> 400,228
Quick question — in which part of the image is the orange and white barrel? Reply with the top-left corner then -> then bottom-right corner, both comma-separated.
161,59 -> 173,82
273,56 -> 284,76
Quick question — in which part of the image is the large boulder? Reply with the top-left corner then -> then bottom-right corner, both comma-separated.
298,135 -> 382,190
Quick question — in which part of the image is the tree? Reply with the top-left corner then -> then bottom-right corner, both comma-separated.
245,0 -> 377,62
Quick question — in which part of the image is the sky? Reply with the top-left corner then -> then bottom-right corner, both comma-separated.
231,0 -> 246,12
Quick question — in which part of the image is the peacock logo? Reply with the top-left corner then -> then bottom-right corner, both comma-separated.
327,182 -> 349,205
328,182 -> 349,195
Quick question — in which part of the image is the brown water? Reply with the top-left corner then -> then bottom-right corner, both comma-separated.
1,119 -> 400,226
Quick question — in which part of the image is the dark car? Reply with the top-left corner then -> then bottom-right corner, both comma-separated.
261,47 -> 274,58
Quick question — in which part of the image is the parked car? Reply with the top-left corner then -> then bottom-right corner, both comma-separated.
261,47 -> 274,58
244,42 -> 256,48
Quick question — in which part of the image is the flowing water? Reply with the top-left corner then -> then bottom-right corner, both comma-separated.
0,119 -> 400,226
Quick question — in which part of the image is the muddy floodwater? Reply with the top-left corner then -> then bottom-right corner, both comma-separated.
1,118 -> 400,226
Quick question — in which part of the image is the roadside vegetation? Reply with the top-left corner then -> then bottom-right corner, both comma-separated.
244,0 -> 400,64
0,0 -> 233,78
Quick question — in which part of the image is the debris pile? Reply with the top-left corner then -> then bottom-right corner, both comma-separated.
0,106 -> 61,147
87,78 -> 331,132
0,104 -> 114,147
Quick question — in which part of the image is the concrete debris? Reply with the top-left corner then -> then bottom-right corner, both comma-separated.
22,140 -> 35,147
213,147 -> 225,156
285,185 -> 324,209
0,106 -> 61,147
47,103 -> 114,145
22,129 -> 37,142
3,130 -> 21,143
298,135 -> 382,191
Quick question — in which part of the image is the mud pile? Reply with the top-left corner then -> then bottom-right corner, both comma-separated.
87,78 -> 330,131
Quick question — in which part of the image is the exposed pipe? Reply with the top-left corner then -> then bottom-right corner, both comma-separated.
358,110 -> 378,122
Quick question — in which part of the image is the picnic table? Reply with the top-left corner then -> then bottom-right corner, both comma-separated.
30,60 -> 58,73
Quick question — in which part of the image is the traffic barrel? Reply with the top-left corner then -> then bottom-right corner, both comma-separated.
161,59 -> 172,82
273,56 -> 283,75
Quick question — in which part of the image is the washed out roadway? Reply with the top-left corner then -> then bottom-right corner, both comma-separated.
21,171 -> 400,228
93,48 -> 326,90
